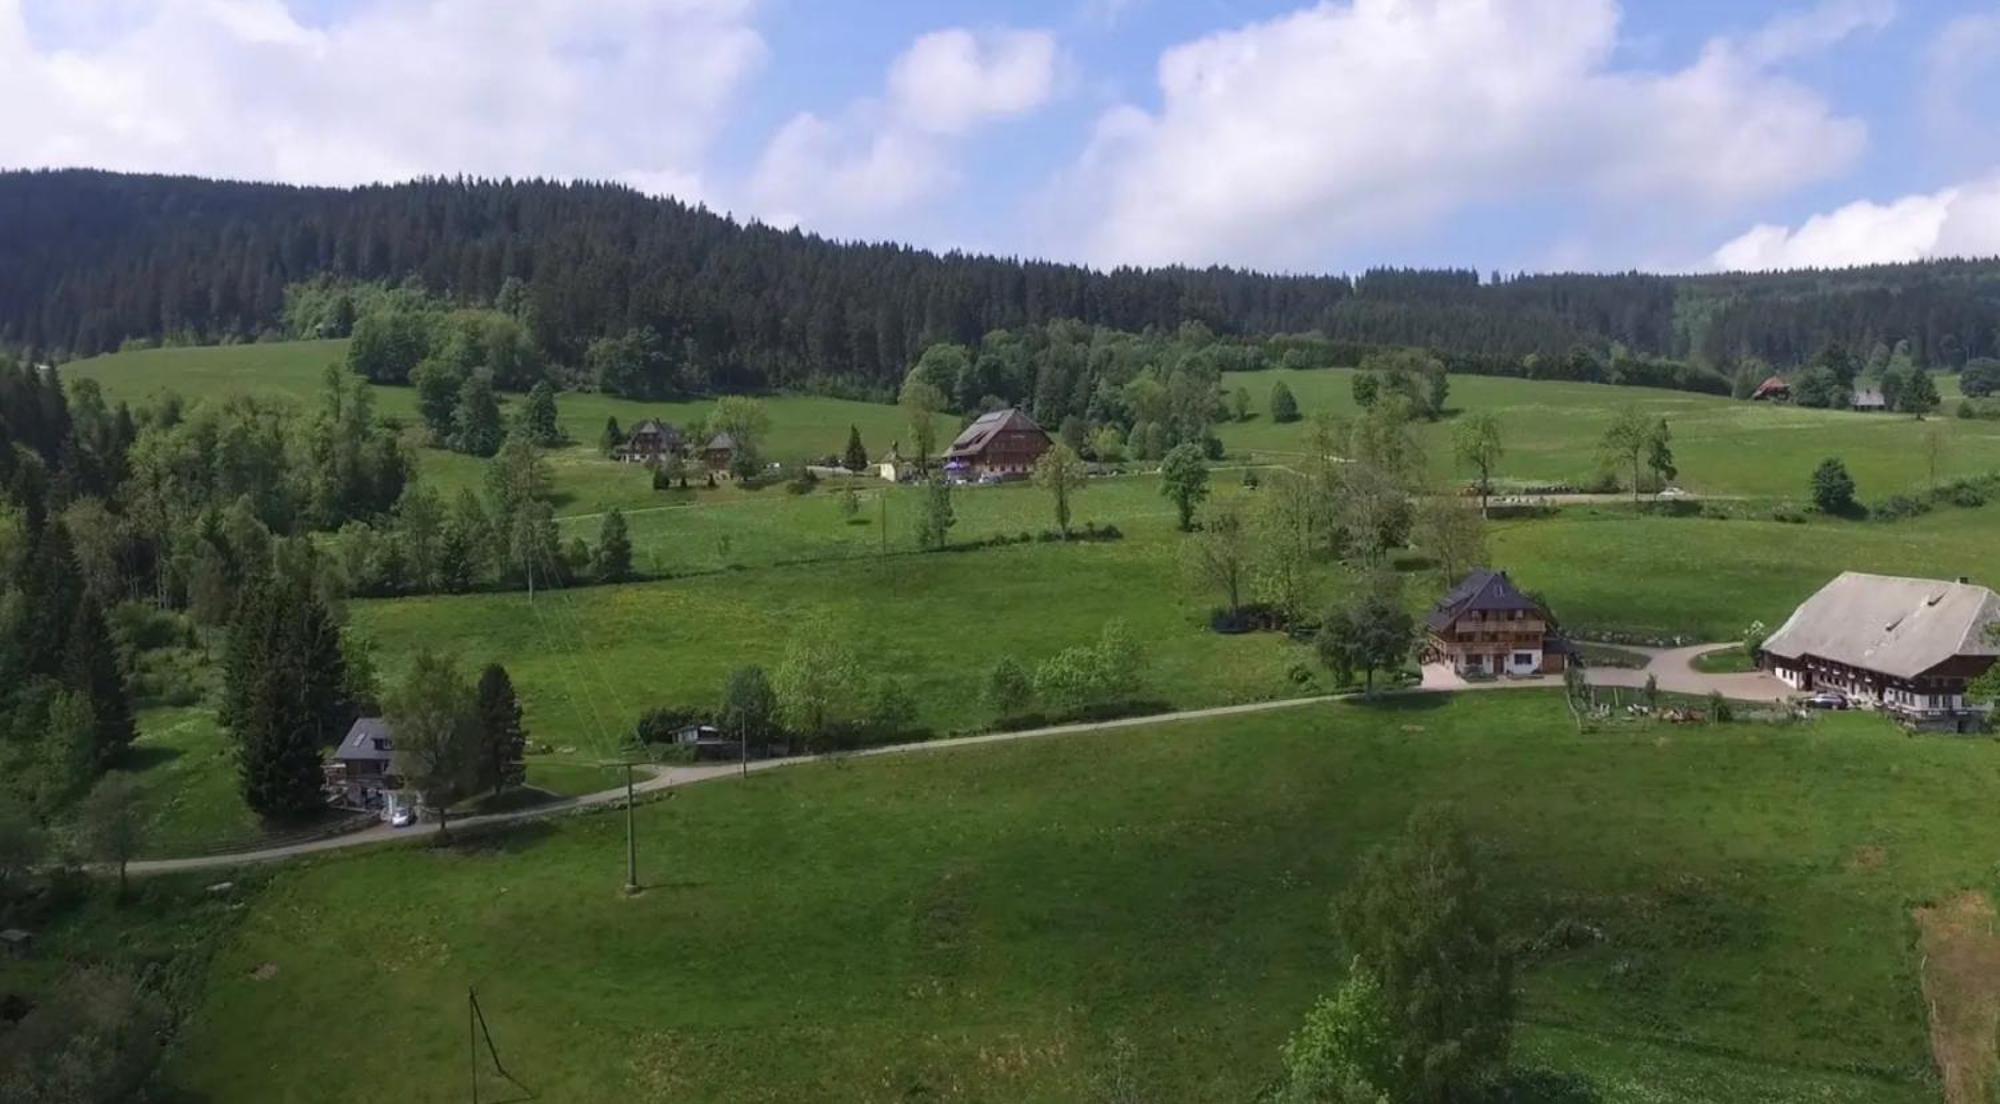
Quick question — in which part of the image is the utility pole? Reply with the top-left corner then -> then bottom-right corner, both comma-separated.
739,715 -> 748,779
622,763 -> 638,895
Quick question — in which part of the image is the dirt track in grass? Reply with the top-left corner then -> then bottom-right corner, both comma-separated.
1915,891 -> 2000,1102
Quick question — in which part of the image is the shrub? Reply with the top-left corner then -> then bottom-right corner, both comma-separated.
1769,502 -> 1807,524
1708,691 -> 1733,723
1871,493 -> 1929,522
985,657 -> 1034,716
785,468 -> 820,495
1809,457 -> 1857,515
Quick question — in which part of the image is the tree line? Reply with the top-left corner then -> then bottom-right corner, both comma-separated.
6,170 -> 2000,390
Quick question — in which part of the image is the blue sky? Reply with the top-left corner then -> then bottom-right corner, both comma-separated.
4,0 -> 1998,274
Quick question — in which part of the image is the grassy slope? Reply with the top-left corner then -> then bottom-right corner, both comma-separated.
65,340 -> 918,516
349,528 -> 1318,760
165,692 -> 1962,1103
1220,367 -> 2000,498
1492,502 -> 2000,639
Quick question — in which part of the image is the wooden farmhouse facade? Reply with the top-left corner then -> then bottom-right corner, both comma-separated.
1760,572 -> 2000,730
324,717 -> 397,808
942,408 -> 1052,481
616,418 -> 684,464
1423,570 -> 1568,678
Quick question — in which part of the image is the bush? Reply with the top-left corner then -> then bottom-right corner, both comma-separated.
1577,470 -> 1621,494
1769,502 -> 1807,524
785,469 -> 820,495
1872,493 -> 1930,522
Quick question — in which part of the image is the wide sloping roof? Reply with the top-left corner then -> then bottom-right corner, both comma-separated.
631,418 -> 680,440
1425,569 -> 1544,631
946,408 -> 1046,457
704,432 -> 736,451
335,717 -> 394,763
1762,572 -> 2000,679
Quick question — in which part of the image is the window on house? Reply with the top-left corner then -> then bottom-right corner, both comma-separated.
1513,652 -> 1533,666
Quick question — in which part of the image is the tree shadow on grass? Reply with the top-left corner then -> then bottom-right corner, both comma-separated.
441,820 -> 561,858
1345,692 -> 1453,714
120,743 -> 184,772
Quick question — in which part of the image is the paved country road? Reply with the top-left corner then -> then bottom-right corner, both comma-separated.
125,694 -> 1345,876
126,644 -> 1788,875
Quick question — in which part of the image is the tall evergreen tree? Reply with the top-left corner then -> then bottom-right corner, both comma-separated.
473,663 -> 527,794
843,425 -> 868,472
595,507 -> 633,583
452,374 -> 503,458
62,594 -> 136,769
521,379 -> 562,446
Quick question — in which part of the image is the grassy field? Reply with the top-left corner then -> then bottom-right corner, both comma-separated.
143,690 -> 1978,1102
1490,500 -> 2000,640
66,340 -> 918,517
120,708 -> 266,858
1220,367 -> 2000,498
349,530 -> 1323,761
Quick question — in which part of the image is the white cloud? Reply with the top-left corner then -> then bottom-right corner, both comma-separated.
1051,0 -> 1877,270
1711,172 -> 2000,271
1924,7 -> 2000,153
0,0 -> 768,203
749,26 -> 1056,234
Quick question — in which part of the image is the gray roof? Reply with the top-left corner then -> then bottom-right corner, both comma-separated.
704,432 -> 736,451
1762,572 -> 2000,678
1852,390 -> 1887,408
1426,569 -> 1546,631
945,408 -> 1047,457
334,717 -> 394,763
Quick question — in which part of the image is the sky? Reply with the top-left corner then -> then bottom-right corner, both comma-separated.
3,0 -> 1999,276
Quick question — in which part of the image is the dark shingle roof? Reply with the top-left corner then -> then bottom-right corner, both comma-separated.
946,408 -> 1046,457
334,717 -> 394,763
1425,569 -> 1545,631
705,432 -> 736,451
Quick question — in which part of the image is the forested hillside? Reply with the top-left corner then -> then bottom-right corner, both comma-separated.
4,169 -> 1999,387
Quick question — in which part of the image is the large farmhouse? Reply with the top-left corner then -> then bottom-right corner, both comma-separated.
1423,569 -> 1568,678
1760,572 -> 2000,729
616,418 -> 684,464
942,408 -> 1052,481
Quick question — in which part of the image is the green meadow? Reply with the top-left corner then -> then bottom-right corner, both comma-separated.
117,692 -> 1977,1102
1220,366 -> 2000,499
66,339 -> 918,515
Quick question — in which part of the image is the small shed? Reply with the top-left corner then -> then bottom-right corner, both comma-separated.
702,433 -> 737,473
1852,390 -> 1888,412
0,929 -> 32,957
673,723 -> 743,761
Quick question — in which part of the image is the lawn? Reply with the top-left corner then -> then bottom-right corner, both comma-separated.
1490,501 -> 2000,639
348,530 -> 1323,763
65,339 -> 920,517
553,469 -> 1249,573
119,707 -> 268,859
1220,366 -> 2000,499
152,691 -> 1974,1102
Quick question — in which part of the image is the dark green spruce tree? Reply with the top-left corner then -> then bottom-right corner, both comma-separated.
226,573 -> 351,819
843,425 -> 868,472
595,507 -> 633,583
62,594 -> 136,769
474,663 -> 527,794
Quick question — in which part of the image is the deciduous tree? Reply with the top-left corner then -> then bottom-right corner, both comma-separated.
389,650 -> 480,839
1158,443 -> 1210,531
1452,413 -> 1504,517
1270,381 -> 1301,423
1315,574 -> 1413,693
78,772 -> 142,899
1032,443 -> 1088,536
1337,807 -> 1513,1103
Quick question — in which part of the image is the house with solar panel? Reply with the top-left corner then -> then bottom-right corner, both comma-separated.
325,717 -> 400,811
941,408 -> 1052,483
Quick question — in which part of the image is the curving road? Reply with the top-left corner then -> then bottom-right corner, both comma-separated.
126,694 -> 1344,876
127,643 -> 1788,876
